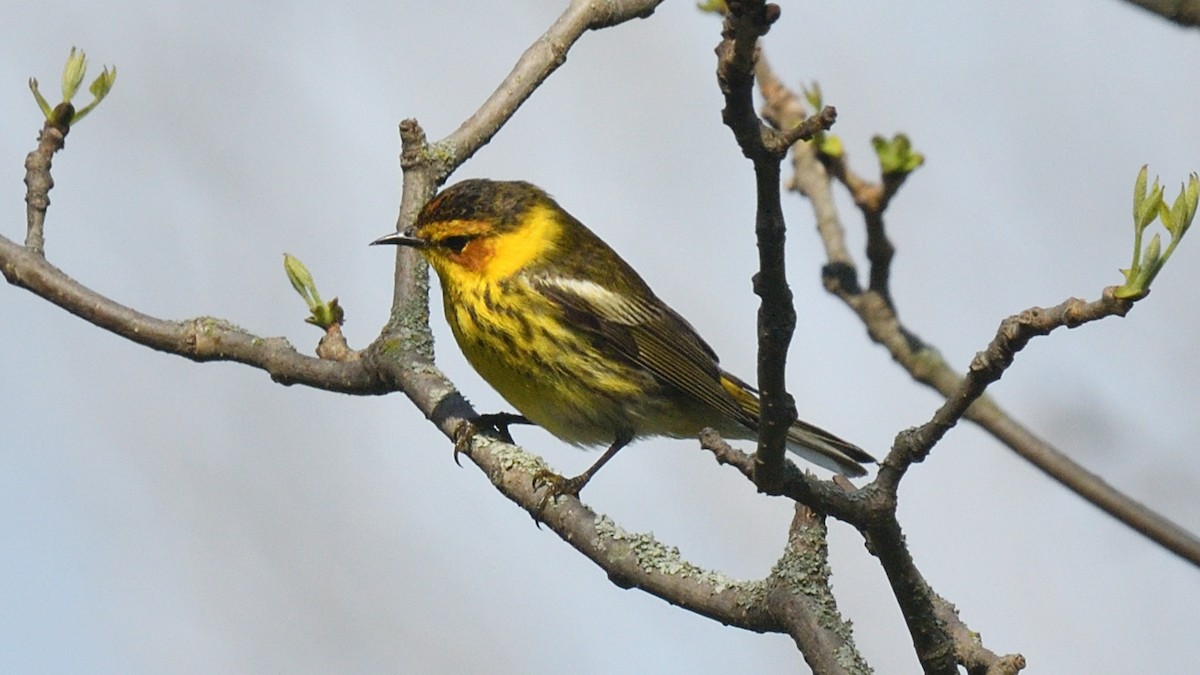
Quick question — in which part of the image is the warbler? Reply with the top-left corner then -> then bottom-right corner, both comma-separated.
373,179 -> 874,501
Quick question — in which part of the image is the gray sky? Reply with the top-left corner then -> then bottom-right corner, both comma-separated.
3,1 -> 1199,673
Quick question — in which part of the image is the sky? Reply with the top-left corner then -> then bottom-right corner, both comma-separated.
2,1 -> 1199,673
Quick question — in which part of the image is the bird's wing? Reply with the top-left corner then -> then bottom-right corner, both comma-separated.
532,273 -> 874,475
530,274 -> 758,430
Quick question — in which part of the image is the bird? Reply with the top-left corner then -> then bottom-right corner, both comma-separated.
372,179 -> 874,505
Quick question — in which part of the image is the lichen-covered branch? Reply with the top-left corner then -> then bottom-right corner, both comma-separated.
767,505 -> 868,673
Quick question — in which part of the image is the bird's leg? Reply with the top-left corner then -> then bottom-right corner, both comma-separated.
532,432 -> 633,513
453,412 -> 533,465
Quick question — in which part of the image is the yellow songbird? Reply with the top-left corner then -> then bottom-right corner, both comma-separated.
373,179 -> 874,501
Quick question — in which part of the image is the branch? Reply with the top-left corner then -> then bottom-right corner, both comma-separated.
438,0 -> 662,184
443,435 -> 791,634
758,61 -> 1200,570
701,429 -> 866,524
702,430 -> 1026,674
23,122 -> 66,257
934,596 -> 1028,675
768,505 -> 868,673
9,3 -> 815,635
0,236 -> 386,392
862,511 -> 959,674
879,291 -> 1135,481
715,0 -> 835,491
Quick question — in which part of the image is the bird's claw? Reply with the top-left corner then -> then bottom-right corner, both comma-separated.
452,412 -> 531,466
452,419 -> 478,467
531,469 -> 586,517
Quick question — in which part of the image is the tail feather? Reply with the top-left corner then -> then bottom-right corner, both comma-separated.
719,371 -> 875,477
786,418 -> 874,477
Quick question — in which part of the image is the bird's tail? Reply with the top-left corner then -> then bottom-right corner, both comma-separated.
718,372 -> 876,477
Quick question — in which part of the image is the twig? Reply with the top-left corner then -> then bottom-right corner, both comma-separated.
23,121 -> 68,256
759,57 -> 1200,569
701,431 -> 1021,674
933,596 -> 1027,675
754,60 -> 1043,670
880,291 -> 1135,480
0,236 -> 385,392
715,0 -> 835,491
700,429 -> 868,524
439,0 -> 661,182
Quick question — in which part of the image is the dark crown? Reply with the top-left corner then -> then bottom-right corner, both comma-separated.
419,179 -> 547,231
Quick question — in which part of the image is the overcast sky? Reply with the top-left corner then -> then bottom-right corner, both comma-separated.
3,1 -> 1199,673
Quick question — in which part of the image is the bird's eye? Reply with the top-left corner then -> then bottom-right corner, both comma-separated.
440,235 -> 471,253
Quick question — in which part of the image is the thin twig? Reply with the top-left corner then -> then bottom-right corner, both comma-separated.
0,236 -> 386,392
700,429 -> 869,524
933,596 -> 1027,675
755,59 -> 1038,672
23,122 -> 68,256
759,58 -> 1200,569
716,0 -> 797,491
701,430 -> 1024,674
438,0 -> 661,182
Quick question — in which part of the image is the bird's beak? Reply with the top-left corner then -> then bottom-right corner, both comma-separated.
370,231 -> 428,248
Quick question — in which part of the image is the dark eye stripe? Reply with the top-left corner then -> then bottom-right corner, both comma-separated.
440,235 -> 472,253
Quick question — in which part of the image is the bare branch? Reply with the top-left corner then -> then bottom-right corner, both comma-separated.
863,514 -> 959,674
22,122 -> 67,257
716,0 -> 803,491
700,429 -> 868,525
0,236 -> 386,392
881,291 -> 1135,480
759,59 -> 1200,570
438,0 -> 662,183
700,429 -> 1023,674
933,597 -> 1027,675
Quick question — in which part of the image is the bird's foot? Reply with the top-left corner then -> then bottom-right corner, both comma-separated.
452,412 -> 532,465
530,469 -> 589,518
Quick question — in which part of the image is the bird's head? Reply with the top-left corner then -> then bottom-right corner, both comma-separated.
372,179 -> 564,284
